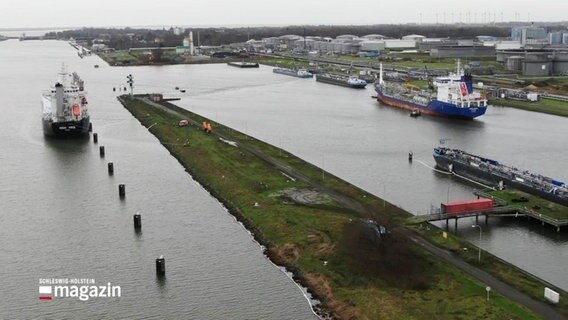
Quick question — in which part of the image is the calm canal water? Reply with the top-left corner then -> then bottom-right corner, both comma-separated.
0,40 -> 316,319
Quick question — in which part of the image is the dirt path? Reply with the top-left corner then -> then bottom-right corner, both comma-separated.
140,97 -> 368,215
409,235 -> 566,320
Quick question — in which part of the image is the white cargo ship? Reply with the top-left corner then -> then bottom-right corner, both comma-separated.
42,68 -> 90,137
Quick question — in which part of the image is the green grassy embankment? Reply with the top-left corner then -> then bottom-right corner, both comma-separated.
98,50 -> 245,66
99,50 -> 139,65
257,57 -> 310,69
409,223 -> 568,315
118,95 -> 557,319
490,98 -> 568,118
407,79 -> 430,90
485,189 -> 568,221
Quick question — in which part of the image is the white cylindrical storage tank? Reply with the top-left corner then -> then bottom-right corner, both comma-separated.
336,34 -> 357,40
333,42 -> 343,53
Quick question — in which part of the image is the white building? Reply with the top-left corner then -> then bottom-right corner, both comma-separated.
422,38 -> 449,43
402,34 -> 426,42
91,43 -> 107,52
360,41 -> 386,52
458,39 -> 475,46
361,34 -> 388,40
495,41 -> 522,50
182,31 -> 195,55
383,39 -> 417,49
336,34 -> 358,41
173,27 -> 185,36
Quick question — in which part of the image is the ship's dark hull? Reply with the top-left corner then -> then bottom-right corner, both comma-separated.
433,153 -> 568,207
43,116 -> 90,138
273,69 -> 313,78
315,75 -> 367,89
227,62 -> 259,68
375,85 -> 487,119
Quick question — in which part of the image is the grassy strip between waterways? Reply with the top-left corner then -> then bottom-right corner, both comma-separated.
486,189 -> 568,221
120,95 -> 555,319
490,98 -> 568,118
257,57 -> 311,69
409,223 -> 568,316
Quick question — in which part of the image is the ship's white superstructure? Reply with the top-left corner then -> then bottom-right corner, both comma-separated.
432,61 -> 488,109
42,67 -> 90,136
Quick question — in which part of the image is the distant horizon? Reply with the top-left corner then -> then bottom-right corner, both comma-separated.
0,0 -> 568,29
1,20 -> 568,32
1,0 -> 568,30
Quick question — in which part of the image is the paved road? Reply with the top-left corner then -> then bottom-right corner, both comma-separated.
409,235 -> 566,320
131,96 -> 567,320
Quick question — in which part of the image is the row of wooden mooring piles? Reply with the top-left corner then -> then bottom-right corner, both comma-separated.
91,123 -> 166,276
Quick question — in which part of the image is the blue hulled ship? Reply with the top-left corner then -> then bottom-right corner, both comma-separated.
375,62 -> 487,119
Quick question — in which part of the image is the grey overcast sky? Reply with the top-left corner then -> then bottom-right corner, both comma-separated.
1,0 -> 567,29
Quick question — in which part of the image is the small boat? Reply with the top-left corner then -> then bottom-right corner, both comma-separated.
180,89 -> 186,93
175,86 -> 180,90
94,65 -> 99,68
410,109 -> 421,117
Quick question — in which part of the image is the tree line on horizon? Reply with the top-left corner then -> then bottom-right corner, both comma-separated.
46,23 -> 559,50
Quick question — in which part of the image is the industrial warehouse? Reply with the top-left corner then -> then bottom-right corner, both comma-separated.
229,25 -> 568,76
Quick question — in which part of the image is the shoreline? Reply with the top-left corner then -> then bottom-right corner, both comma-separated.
489,98 -> 568,118
89,45 -> 568,119
118,94 -> 567,319
118,95 -> 333,317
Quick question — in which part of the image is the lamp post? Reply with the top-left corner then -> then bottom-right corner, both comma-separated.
377,182 -> 386,208
472,224 -> 482,263
321,153 -> 325,180
447,174 -> 451,203
383,184 -> 386,208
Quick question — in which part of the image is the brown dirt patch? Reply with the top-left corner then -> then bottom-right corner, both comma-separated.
272,188 -> 331,205
268,243 -> 301,265
314,243 -> 336,257
302,274 -> 366,320
327,299 -> 367,320
303,273 -> 333,298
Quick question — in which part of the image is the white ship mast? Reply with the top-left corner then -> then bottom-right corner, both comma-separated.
456,59 -> 461,76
